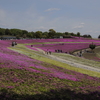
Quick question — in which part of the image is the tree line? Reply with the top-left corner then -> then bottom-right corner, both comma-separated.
0,28 -> 92,39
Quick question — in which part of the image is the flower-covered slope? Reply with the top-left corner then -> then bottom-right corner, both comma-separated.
32,43 -> 100,53
0,39 -> 100,99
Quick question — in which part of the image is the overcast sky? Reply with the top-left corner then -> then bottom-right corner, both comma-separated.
0,0 -> 100,38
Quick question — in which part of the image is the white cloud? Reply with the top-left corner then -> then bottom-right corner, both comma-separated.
94,31 -> 100,33
45,8 -> 60,12
80,23 -> 85,25
73,23 -> 85,29
87,30 -> 100,33
73,25 -> 84,29
87,30 -> 93,33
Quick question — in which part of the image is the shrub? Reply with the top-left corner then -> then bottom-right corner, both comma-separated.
89,42 -> 96,52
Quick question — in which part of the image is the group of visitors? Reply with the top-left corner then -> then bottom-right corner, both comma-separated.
55,49 -> 63,53
45,51 -> 51,55
12,41 -> 17,47
75,50 -> 85,57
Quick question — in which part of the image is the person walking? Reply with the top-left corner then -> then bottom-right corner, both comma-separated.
49,51 -> 51,55
12,42 -> 15,47
15,42 -> 17,45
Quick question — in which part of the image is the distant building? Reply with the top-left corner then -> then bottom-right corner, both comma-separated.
60,36 -> 63,38
0,36 -> 17,40
52,36 -> 63,39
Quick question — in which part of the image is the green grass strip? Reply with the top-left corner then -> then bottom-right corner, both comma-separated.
8,44 -> 100,78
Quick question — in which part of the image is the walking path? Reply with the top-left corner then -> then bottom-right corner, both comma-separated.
12,45 -> 100,73
33,47 -> 100,73
48,55 -> 100,72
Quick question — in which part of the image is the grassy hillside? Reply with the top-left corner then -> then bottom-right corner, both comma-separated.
1,39 -> 100,99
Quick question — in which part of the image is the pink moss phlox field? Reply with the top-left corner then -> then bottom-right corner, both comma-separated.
28,38 -> 100,53
32,42 -> 100,53
0,40 -> 81,81
1,39 -> 100,99
0,39 -> 100,81
1,38 -> 100,44
0,50 -> 79,81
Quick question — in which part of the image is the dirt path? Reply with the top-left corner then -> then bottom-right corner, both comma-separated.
48,55 -> 100,72
11,45 -> 100,73
33,46 -> 46,54
34,47 -> 100,73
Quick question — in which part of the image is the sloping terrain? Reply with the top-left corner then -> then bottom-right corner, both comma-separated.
1,39 -> 100,100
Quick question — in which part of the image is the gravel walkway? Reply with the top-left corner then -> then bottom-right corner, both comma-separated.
35,47 -> 100,73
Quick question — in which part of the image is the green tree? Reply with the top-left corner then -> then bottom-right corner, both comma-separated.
42,31 -> 48,38
0,32 -> 2,35
10,29 -> 22,36
31,31 -> 36,38
98,35 -> 100,39
83,34 -> 88,38
70,32 -> 75,36
87,34 -> 92,38
89,42 -> 96,52
56,32 -> 63,36
48,29 -> 56,38
22,30 -> 28,36
35,31 -> 42,38
23,34 -> 27,38
27,32 -> 33,38
5,29 -> 12,35
20,30 -> 28,38
77,32 -> 81,38
65,32 -> 69,35
0,28 -> 5,35
16,35 -> 20,39
83,34 -> 92,38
